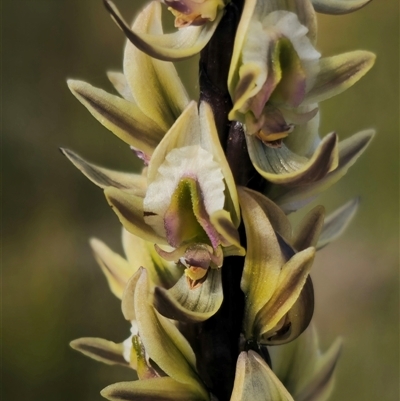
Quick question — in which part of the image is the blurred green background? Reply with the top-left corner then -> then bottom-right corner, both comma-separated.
3,0 -> 399,400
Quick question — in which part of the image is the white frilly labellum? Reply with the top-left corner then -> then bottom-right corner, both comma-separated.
144,145 -> 225,238
261,11 -> 320,62
242,10 -> 321,103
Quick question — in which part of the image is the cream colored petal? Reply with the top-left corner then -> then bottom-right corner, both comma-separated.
147,101 -> 200,184
239,188 -> 286,338
70,337 -> 129,367
146,103 -> 239,230
288,0 -> 318,45
228,0 -> 317,94
104,186 -> 168,245
317,198 -> 359,250
230,351 -> 294,401
304,51 -> 376,105
123,1 -> 190,130
255,0 -> 317,45
61,148 -> 147,196
154,268 -> 223,322
255,247 -> 315,337
104,0 -> 222,61
106,71 -> 134,101
147,102 -> 238,230
311,0 -> 371,14
134,269 -> 207,398
101,377 -> 208,401
247,132 -> 338,186
199,102 -> 241,226
228,0 -> 257,94
90,238 -> 136,299
121,272 -> 142,322
67,80 -> 164,155
274,129 -> 374,213
144,146 -> 225,241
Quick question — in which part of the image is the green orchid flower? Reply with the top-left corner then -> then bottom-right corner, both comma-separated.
164,0 -> 227,27
227,0 -> 375,186
239,187 -> 324,346
63,101 -> 244,322
103,0 -> 224,61
108,102 -> 244,322
238,186 -> 361,345
238,185 -> 361,349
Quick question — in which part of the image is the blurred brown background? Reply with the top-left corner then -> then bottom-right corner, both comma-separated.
3,0 -> 399,400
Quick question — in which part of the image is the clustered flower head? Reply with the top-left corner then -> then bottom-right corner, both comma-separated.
65,0 -> 375,399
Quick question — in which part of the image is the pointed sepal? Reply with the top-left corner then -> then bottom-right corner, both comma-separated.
104,187 -> 168,245
101,377 -> 208,401
90,238 -> 136,299
305,51 -> 376,104
67,79 -> 164,156
311,0 -> 372,14
230,351 -> 294,401
70,337 -> 129,367
239,187 -> 285,338
61,148 -> 147,195
317,197 -> 359,249
246,132 -> 339,186
103,0 -> 222,61
255,247 -> 315,339
274,129 -> 374,213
